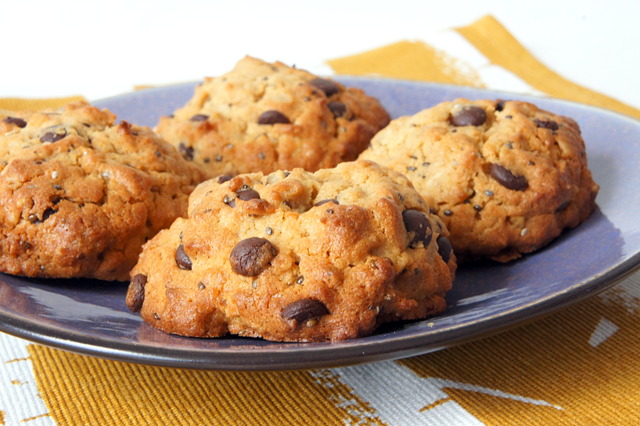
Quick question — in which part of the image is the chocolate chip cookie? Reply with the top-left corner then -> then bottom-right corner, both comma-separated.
155,56 -> 391,179
127,160 -> 456,342
359,99 -> 599,262
0,102 -> 207,280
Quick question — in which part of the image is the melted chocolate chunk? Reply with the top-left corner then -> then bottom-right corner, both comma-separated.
314,199 -> 339,207
281,299 -> 329,323
236,189 -> 260,201
230,237 -> 278,277
190,114 -> 209,122
327,101 -> 346,118
450,106 -> 487,127
534,119 -> 559,131
258,110 -> 290,125
223,195 -> 236,207
217,175 -> 232,184
490,164 -> 528,191
40,128 -> 67,143
3,117 -> 27,128
175,244 -> 193,270
126,274 -> 147,313
495,101 -> 505,112
309,78 -> 340,97
437,237 -> 453,263
178,143 -> 194,161
402,210 -> 433,248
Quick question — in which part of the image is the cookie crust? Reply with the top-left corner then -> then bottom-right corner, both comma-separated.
359,99 -> 599,262
128,160 -> 455,342
0,102 -> 207,280
156,56 -> 391,178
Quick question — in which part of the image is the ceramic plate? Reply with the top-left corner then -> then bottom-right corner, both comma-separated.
1,78 -> 639,371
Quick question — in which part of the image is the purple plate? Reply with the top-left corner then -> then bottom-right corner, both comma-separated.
1,78 -> 639,371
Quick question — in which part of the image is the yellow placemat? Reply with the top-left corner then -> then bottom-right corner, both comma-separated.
2,15 -> 640,426
0,96 -> 85,112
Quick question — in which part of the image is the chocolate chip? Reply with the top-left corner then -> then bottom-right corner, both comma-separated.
236,189 -> 260,201
309,78 -> 340,97
198,282 -> 206,290
190,114 -> 209,122
495,101 -> 505,112
474,205 -> 483,212
217,175 -> 231,184
40,128 -> 67,143
281,299 -> 329,323
230,237 -> 278,276
258,110 -> 290,125
328,102 -> 346,118
3,117 -> 27,128
443,210 -> 453,216
204,157 -> 210,163
408,166 -> 416,171
490,164 -> 528,191
223,195 -> 235,207
175,244 -> 193,270
437,237 -> 453,263
505,115 -> 512,119
450,106 -> 487,127
556,200 -> 570,212
216,154 -> 223,162
265,227 -> 273,235
485,190 -> 494,196
178,143 -> 194,161
534,119 -> 559,131
314,199 -> 339,207
258,152 -> 265,160
296,276 -> 304,284
402,210 -> 433,248
126,274 -> 147,313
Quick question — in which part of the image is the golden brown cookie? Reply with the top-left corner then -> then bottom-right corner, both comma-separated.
156,56 -> 391,179
0,102 -> 207,280
127,160 -> 456,342
359,99 -> 599,262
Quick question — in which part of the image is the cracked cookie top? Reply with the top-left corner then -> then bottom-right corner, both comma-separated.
359,99 -> 599,262
155,56 -> 391,179
128,160 -> 456,342
0,102 -> 207,280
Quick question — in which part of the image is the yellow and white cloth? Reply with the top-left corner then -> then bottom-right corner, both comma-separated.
1,16 -> 639,425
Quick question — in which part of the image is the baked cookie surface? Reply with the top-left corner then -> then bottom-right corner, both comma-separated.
156,56 -> 391,179
127,160 -> 456,342
0,102 -> 207,281
359,99 -> 600,262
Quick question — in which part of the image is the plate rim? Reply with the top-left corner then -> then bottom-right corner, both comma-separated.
1,78 -> 639,371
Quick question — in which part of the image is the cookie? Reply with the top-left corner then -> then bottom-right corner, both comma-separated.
156,56 -> 391,179
0,102 -> 207,281
127,160 -> 456,342
359,99 -> 599,262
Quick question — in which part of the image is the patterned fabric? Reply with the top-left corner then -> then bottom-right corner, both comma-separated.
1,15 -> 639,426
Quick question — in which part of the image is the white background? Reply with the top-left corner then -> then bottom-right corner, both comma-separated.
2,0 -> 639,109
